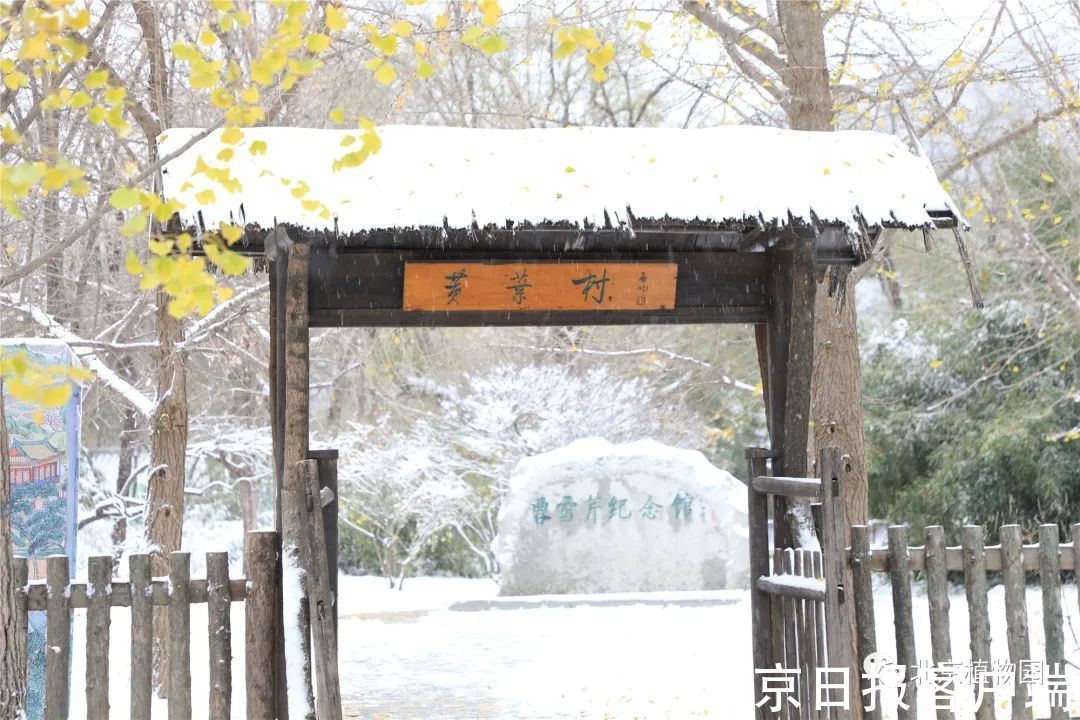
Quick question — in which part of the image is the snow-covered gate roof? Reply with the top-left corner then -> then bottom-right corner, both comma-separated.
159,125 -> 961,262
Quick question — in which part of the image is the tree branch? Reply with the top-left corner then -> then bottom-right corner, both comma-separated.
0,293 -> 156,416
940,103 -> 1069,179
0,121 -> 223,288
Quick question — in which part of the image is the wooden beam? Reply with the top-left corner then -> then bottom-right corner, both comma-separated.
310,250 -> 768,305
751,475 -> 823,498
755,574 -> 827,602
310,306 -> 767,328
219,223 -> 880,260
282,240 -> 314,719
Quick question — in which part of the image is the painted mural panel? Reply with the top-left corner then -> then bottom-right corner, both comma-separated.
2,340 -> 81,719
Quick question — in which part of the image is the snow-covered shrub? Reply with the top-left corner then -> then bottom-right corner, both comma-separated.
329,361 -> 704,583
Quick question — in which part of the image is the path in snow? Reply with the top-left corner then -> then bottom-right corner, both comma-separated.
335,576 -> 1080,720
337,577 -> 751,719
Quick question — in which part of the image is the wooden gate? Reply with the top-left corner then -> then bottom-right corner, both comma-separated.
747,447 -> 854,720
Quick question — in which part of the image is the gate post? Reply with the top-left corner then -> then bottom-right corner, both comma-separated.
746,447 -> 776,720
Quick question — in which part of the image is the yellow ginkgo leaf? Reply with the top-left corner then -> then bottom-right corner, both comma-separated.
109,187 -> 140,210
125,250 -> 144,275
1040,172 -> 1055,183
220,223 -> 243,243
326,5 -> 347,31
121,214 -> 148,237
41,383 -> 72,408
221,126 -> 243,144
66,8 -> 90,31
84,68 -> 109,89
374,62 -> 397,85
929,359 -> 942,368
329,106 -> 345,124
306,34 -> 331,53
149,238 -> 173,256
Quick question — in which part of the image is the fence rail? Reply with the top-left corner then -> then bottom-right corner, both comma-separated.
13,530 -> 279,720
859,543 -> 1077,573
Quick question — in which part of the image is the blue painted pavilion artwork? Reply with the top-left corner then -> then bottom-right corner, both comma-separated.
3,341 -> 81,719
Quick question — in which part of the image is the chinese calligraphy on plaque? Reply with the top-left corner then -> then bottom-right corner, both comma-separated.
402,262 -> 678,312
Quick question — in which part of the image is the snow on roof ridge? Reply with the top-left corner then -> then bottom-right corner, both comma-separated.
159,124 -> 960,237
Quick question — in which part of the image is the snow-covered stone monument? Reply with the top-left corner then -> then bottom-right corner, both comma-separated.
496,438 -> 750,595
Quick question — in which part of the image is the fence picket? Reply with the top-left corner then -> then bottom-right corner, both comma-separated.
1000,525 -> 1032,720
961,526 -> 991,720
887,526 -> 916,720
924,525 -> 952,718
169,552 -> 193,720
1073,524 -> 1080,618
130,553 -> 153,720
44,555 -> 71,720
1038,525 -> 1066,720
786,552 -> 803,720
246,531 -> 278,720
793,551 -> 810,715
801,551 -> 821,720
86,556 -> 112,718
850,526 -> 878,720
14,556 -> 28,699
207,552 -> 233,720
770,547 -> 783,670
812,551 -> 826,720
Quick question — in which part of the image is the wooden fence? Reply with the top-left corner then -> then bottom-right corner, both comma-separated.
849,522 -> 1079,720
13,530 -> 279,720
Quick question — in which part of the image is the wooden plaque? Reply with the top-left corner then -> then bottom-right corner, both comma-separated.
402,261 -> 678,312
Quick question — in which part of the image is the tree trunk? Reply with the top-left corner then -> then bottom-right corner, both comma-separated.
42,100 -> 65,324
0,380 -> 28,717
776,0 -> 868,525
112,355 -> 137,569
146,294 -> 188,697
777,4 -> 864,714
812,284 -> 869,526
130,0 -> 182,695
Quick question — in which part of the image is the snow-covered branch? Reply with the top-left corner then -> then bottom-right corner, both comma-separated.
495,344 -> 758,393
1,293 -> 156,417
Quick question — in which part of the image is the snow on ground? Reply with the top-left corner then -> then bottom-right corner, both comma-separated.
62,574 -> 1079,719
